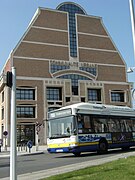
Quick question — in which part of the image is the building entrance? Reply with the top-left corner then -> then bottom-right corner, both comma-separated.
17,124 -> 35,145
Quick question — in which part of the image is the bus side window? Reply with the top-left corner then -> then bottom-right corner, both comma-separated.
120,120 -> 126,132
108,118 -> 121,132
108,119 -> 116,132
126,120 -> 133,132
101,123 -> 108,132
93,117 -> 109,133
96,118 -> 108,132
77,115 -> 84,129
93,119 -> 101,133
132,120 -> 135,131
83,115 -> 93,132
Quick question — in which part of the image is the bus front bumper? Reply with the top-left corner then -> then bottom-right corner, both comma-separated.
47,145 -> 79,153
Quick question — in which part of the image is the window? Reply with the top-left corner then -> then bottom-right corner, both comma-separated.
92,115 -> 135,133
2,125 -> 4,136
47,87 -> 62,101
2,91 -> 4,102
111,91 -> 124,102
107,118 -> 135,132
72,86 -> 78,95
16,88 -> 35,100
81,97 -> 85,102
80,67 -> 97,76
17,106 -> 35,118
17,124 -> 35,145
66,97 -> 70,102
2,108 -> 4,119
48,115 -> 75,138
57,74 -> 90,95
57,3 -> 85,57
50,64 -> 70,73
92,116 -> 109,133
88,89 -> 101,102
48,107 -> 60,112
77,115 -> 94,133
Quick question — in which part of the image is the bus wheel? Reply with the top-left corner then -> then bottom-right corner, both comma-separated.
98,140 -> 108,154
73,152 -> 81,157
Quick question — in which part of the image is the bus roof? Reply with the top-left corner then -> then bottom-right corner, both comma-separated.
60,102 -> 131,110
59,102 -> 135,117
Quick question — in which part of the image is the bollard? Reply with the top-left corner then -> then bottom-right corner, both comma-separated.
0,139 -> 3,152
23,143 -> 25,150
21,144 -> 23,151
26,145 -> 27,152
18,145 -> 20,152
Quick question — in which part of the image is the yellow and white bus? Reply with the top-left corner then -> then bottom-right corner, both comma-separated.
47,103 -> 135,156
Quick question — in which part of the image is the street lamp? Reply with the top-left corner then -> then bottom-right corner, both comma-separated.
127,67 -> 135,73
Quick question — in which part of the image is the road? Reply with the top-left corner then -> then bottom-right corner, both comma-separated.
0,148 -> 135,179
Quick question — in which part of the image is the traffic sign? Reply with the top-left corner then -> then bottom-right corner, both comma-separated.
27,140 -> 33,149
3,131 -> 8,136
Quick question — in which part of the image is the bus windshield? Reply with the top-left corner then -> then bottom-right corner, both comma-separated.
48,115 -> 76,138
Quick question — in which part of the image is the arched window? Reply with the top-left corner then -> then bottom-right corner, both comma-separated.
57,2 -> 86,57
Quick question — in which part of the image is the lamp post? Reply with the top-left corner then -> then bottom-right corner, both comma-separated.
10,67 -> 17,180
129,0 -> 135,59
128,0 -> 135,107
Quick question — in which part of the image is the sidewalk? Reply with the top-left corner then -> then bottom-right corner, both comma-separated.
0,145 -> 47,158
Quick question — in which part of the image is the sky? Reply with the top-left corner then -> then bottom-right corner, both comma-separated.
0,0 -> 135,84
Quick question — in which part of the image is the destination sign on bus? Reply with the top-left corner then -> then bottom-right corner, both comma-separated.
49,108 -> 72,118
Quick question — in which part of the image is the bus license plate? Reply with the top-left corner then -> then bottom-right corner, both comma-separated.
56,149 -> 63,152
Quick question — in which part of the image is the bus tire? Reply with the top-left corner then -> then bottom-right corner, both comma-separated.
73,152 -> 81,157
98,139 -> 108,154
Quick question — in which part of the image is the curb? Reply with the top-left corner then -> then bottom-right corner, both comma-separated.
19,151 -> 45,156
0,151 -> 45,158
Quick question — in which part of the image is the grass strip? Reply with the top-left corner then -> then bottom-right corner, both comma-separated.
42,156 -> 135,180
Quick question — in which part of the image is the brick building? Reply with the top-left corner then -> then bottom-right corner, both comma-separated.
0,2 -> 132,146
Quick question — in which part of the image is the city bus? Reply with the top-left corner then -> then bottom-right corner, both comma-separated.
47,103 -> 135,156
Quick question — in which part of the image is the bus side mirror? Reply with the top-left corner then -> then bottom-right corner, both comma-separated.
66,127 -> 70,133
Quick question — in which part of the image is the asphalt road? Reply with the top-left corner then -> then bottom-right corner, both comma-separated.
0,148 -> 135,179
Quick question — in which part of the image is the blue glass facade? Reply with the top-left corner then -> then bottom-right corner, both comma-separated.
51,64 -> 70,73
80,67 -> 97,76
57,3 -> 85,57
